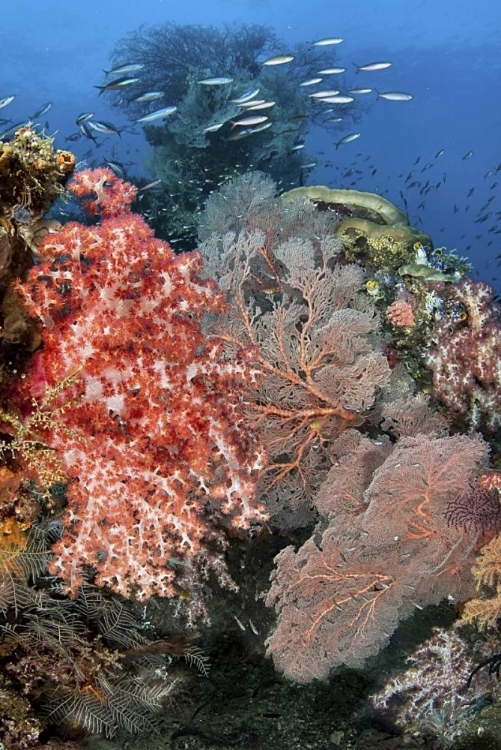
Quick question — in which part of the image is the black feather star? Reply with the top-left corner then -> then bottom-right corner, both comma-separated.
467,652 -> 501,688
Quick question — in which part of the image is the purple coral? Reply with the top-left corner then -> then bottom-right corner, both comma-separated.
425,279 -> 501,430
445,479 -> 501,534
372,627 -> 483,741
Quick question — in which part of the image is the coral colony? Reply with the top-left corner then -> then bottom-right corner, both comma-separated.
2,129 -> 501,746
14,167 -> 267,611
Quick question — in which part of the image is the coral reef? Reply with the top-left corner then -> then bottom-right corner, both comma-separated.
338,217 -> 431,271
386,298 -> 416,327
198,173 -> 501,692
0,127 -> 74,221
1,158 -> 501,749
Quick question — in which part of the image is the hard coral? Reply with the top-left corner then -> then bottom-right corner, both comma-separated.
281,185 -> 408,225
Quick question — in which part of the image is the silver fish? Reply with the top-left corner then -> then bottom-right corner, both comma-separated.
239,99 -> 266,108
312,37 -> 344,45
0,95 -> 15,110
231,115 -> 269,128
94,77 -> 140,95
245,101 -> 276,110
318,95 -> 354,104
87,119 -> 123,136
227,121 -> 272,140
299,78 -> 323,87
0,120 -> 29,139
349,88 -> 373,94
198,77 -> 233,85
105,161 -> 126,177
248,122 -> 273,133
309,90 -> 340,98
203,123 -> 225,133
376,91 -> 414,101
335,132 -> 361,148
139,179 -> 163,192
261,55 -> 294,65
76,111 -> 94,124
230,88 -> 260,104
318,67 -> 346,74
355,62 -> 392,72
103,63 -> 145,76
136,106 -> 178,123
78,122 -> 98,142
132,91 -> 164,103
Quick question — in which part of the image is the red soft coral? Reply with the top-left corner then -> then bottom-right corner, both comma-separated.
14,170 -> 266,614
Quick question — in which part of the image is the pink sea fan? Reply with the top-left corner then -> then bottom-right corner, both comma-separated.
265,432 -> 489,681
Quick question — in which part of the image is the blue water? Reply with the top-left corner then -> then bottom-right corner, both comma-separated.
2,0 -> 500,288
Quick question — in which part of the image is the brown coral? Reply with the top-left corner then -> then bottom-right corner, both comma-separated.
55,150 -> 76,174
